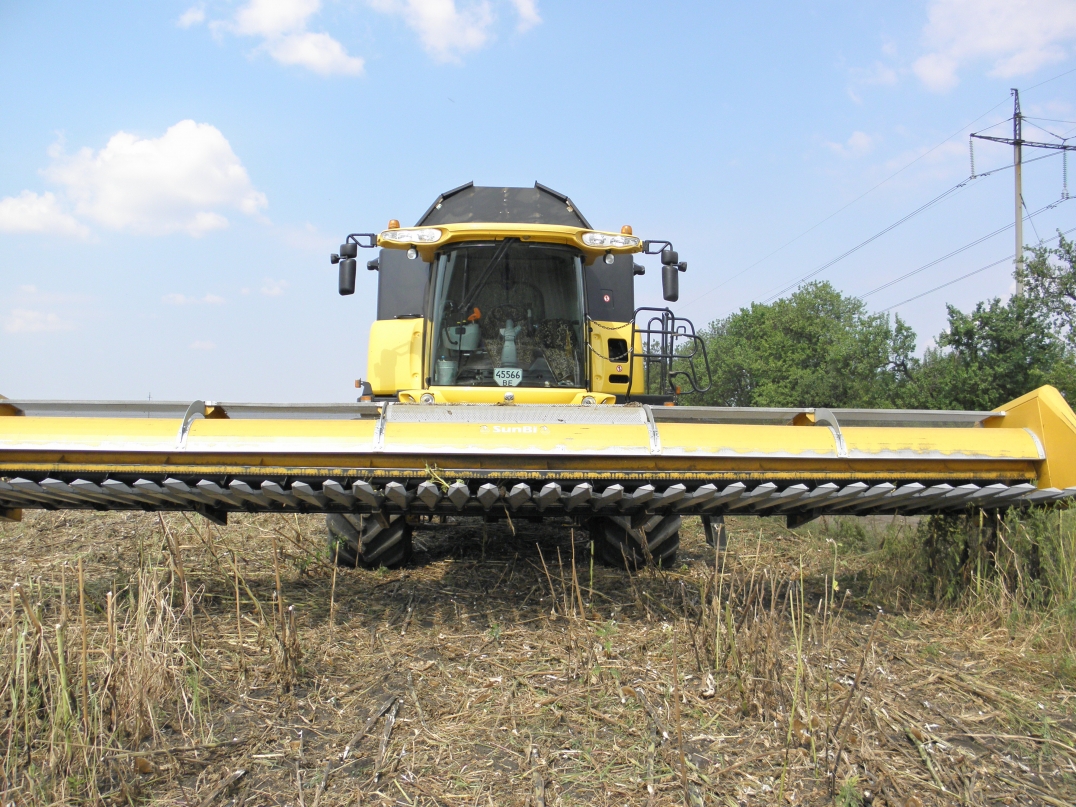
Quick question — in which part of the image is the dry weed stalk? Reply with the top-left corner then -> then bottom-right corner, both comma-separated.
1,508 -> 1073,806
0,517 -> 227,804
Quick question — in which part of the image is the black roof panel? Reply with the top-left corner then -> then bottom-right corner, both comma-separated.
416,182 -> 591,228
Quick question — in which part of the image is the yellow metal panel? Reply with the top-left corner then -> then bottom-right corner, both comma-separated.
841,426 -> 1043,461
367,318 -> 426,395
658,423 -> 838,458
381,420 -> 652,456
184,418 -> 379,454
0,508 -> 21,523
400,388 -> 615,404
0,416 -> 181,450
588,321 -> 646,396
378,223 -> 643,264
0,416 -> 380,456
988,385 -> 1076,489
658,423 -> 1042,461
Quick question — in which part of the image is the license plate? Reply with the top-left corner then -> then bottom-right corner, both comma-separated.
494,368 -> 522,386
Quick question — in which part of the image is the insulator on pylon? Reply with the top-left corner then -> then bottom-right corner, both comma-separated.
1064,150 -> 1069,200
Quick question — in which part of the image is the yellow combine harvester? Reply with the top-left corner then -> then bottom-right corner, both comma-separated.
3,183 -> 1076,569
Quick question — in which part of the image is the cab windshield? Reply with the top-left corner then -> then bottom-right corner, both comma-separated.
430,242 -> 586,388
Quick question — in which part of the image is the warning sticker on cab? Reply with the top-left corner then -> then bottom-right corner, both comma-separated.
494,368 -> 522,386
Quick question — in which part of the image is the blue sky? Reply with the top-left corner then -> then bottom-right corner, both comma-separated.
2,0 -> 1075,401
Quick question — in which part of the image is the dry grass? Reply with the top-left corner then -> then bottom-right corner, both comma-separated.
1,509 -> 1074,806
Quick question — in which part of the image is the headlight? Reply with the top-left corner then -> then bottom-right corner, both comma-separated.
380,227 -> 443,244
581,232 -> 641,249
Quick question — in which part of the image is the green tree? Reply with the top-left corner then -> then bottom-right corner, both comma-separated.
1016,233 -> 1076,348
906,295 -> 1076,410
687,282 -> 915,408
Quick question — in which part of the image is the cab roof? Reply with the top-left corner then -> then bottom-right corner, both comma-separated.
416,182 -> 592,229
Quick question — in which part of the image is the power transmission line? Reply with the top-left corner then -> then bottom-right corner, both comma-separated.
976,148 -> 1060,175
677,96 -> 1013,314
1024,196 -> 1044,243
1024,116 -> 1076,125
882,225 -> 1076,312
1025,64 -> 1076,91
862,222 -> 1018,299
859,195 -> 1068,299
758,137 -> 1068,306
757,178 -> 976,304
1024,119 -> 1071,141
757,141 -> 1065,306
971,88 -> 1076,292
881,256 -> 1013,312
680,66 -> 1076,318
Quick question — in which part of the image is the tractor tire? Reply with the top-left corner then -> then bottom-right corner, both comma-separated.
326,513 -> 413,569
589,513 -> 681,570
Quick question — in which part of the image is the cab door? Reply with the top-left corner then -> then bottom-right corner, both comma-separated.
367,249 -> 431,395
584,254 -> 641,395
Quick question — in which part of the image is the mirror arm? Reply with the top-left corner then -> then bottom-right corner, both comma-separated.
346,233 -> 378,249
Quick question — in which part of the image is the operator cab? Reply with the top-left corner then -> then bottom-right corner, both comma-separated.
333,182 -> 709,403
430,242 -> 586,389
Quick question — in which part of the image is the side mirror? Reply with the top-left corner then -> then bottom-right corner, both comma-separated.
662,263 -> 679,302
340,242 -> 358,259
660,249 -> 679,266
339,258 -> 357,295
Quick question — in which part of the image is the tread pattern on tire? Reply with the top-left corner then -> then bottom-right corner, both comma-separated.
326,513 -> 412,569
590,513 -> 680,570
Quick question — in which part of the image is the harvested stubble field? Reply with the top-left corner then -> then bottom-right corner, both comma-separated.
1,508 -> 1074,807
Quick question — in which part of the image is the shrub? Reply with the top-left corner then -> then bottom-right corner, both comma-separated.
915,506 -> 1075,610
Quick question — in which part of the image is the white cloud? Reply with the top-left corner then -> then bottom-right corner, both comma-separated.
1027,98 -> 1076,118
0,191 -> 90,238
226,0 -> 364,75
235,0 -> 321,37
852,61 -> 898,87
279,222 -> 336,250
163,293 -> 225,305
847,61 -> 899,103
261,278 -> 289,296
914,0 -> 1076,92
177,5 -> 206,28
3,309 -> 74,334
43,120 -> 267,236
198,0 -> 536,72
914,52 -> 961,93
509,0 -> 540,32
874,140 -> 969,186
189,340 -> 216,350
882,139 -> 968,171
826,130 -> 876,158
266,31 -> 364,75
369,0 -> 496,62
